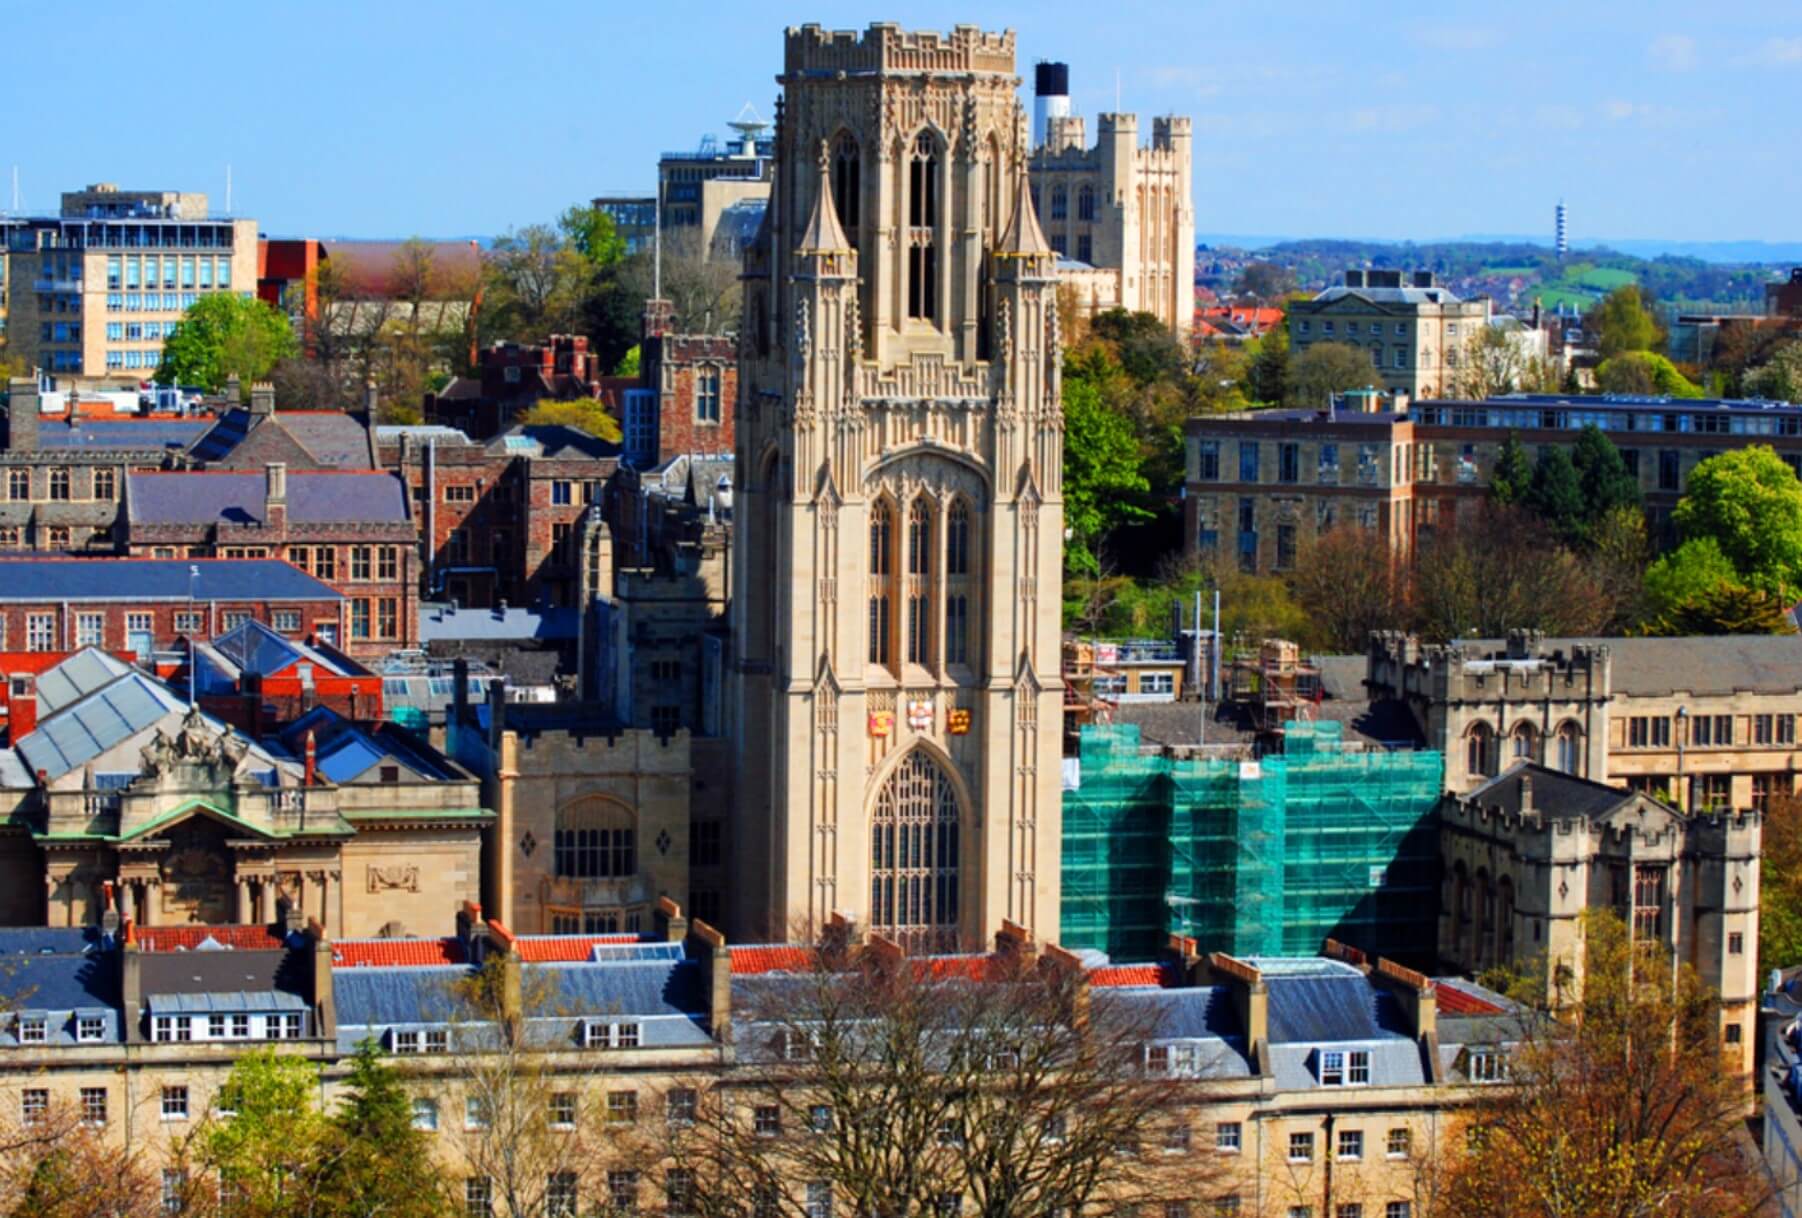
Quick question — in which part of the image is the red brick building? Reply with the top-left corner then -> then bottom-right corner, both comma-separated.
425,335 -> 608,440
122,466 -> 415,657
0,558 -> 345,658
622,300 -> 736,468
376,424 -> 618,609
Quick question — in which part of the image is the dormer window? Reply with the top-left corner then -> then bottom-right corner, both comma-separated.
17,1015 -> 45,1044
1464,1047 -> 1507,1083
393,1029 -> 421,1054
1319,1048 -> 1370,1086
584,1020 -> 640,1049
76,1015 -> 105,1043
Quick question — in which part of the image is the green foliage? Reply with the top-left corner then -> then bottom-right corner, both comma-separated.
1570,424 -> 1643,523
1231,261 -> 1297,300
1242,322 -> 1288,405
1762,794 -> 1802,974
557,203 -> 625,271
1640,536 -> 1794,636
1596,350 -> 1703,397
202,1049 -> 332,1217
612,344 -> 641,377
1064,553 -> 1310,645
1488,433 -> 1531,505
319,1041 -> 454,1218
1284,340 -> 1376,408
155,294 -> 298,393
1742,339 -> 1802,402
1675,446 -> 1802,599
518,398 -> 624,444
1061,372 -> 1151,573
1524,446 -> 1585,542
1089,309 -> 1185,385
1591,284 -> 1660,358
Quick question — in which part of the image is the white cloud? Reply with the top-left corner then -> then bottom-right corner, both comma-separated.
1743,36 -> 1802,65
1648,33 -> 1696,71
1346,104 -> 1440,134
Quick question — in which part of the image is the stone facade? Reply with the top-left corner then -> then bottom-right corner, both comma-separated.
1287,271 -> 1491,399
731,23 -> 1066,949
1029,112 -> 1195,337
1366,630 -> 1802,813
1438,765 -> 1761,1074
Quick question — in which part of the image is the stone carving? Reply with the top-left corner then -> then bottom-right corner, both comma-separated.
367,864 -> 421,894
139,707 -> 246,779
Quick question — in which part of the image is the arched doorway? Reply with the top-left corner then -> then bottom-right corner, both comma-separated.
869,749 -> 961,952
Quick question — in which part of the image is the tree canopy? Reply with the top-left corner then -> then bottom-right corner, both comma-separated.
518,398 -> 624,444
1674,445 -> 1802,599
1284,340 -> 1376,408
1061,370 -> 1151,574
156,294 -> 298,393
1595,350 -> 1703,397
1590,283 -> 1660,358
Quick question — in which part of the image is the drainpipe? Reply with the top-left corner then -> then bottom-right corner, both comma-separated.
1675,706 -> 1689,810
1322,1112 -> 1335,1218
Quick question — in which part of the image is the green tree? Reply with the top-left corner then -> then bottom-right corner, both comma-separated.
155,294 -> 299,393
1283,340 -> 1376,408
1591,283 -> 1659,358
1488,433 -> 1531,505
557,204 -> 626,272
1742,339 -> 1802,402
1675,446 -> 1802,599
1232,261 -> 1297,300
612,344 -> 641,377
518,398 -> 624,444
1242,321 -> 1288,405
1570,424 -> 1642,523
1596,350 -> 1703,397
1061,372 -> 1151,573
1761,793 -> 1802,975
1523,446 -> 1585,542
318,1041 -> 454,1218
198,1048 -> 333,1217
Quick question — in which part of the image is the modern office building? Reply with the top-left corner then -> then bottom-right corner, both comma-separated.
1286,271 -> 1492,399
5,185 -> 257,385
657,113 -> 774,259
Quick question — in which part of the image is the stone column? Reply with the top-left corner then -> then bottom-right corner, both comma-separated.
316,871 -> 331,932
236,877 -> 251,924
294,871 -> 308,924
140,880 -> 156,927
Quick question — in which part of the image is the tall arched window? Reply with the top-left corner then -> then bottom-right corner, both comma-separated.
907,133 -> 940,322
1555,722 -> 1580,774
870,750 -> 960,952
1050,185 -> 1067,220
554,798 -> 636,879
1465,723 -> 1495,779
1511,723 -> 1538,763
906,498 -> 932,666
832,134 -> 861,232
945,499 -> 972,667
868,502 -> 893,666
1077,185 -> 1096,221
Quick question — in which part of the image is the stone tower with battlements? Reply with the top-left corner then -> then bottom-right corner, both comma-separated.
730,23 -> 1065,950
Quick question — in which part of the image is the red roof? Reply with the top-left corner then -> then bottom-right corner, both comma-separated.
332,938 -> 465,967
730,945 -> 817,975
1434,981 -> 1505,1016
1088,963 -> 1173,988
136,924 -> 289,952
513,934 -> 646,962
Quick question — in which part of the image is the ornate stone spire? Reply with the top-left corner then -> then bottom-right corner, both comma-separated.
797,141 -> 853,254
998,162 -> 1052,257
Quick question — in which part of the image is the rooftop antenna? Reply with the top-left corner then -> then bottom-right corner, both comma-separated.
727,102 -> 769,158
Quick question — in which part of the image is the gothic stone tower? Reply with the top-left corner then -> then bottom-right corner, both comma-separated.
731,23 -> 1065,950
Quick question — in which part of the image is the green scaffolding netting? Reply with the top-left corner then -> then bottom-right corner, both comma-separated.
1061,721 -> 1444,965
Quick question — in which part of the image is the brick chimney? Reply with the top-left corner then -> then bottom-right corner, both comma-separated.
1206,952 -> 1271,1076
687,918 -> 732,1042
641,298 -> 675,341
249,381 -> 275,416
7,378 -> 39,453
264,462 -> 288,530
304,919 -> 337,1040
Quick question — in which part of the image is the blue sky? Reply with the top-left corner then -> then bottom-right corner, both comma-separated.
5,1 -> 1797,244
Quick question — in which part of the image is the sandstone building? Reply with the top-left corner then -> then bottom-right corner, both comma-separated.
731,23 -> 1067,949
1028,103 -> 1194,337
1287,270 -> 1491,399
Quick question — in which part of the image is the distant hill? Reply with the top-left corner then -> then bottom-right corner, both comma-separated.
1224,239 -> 1784,314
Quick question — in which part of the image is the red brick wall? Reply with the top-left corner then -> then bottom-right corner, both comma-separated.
0,600 -> 346,656
648,335 -> 735,462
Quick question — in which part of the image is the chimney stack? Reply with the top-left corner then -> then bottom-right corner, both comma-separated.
304,729 -> 318,786
264,462 -> 288,530
249,381 -> 275,416
7,378 -> 40,453
364,381 -> 379,415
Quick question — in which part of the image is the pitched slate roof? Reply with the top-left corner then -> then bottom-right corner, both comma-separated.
0,952 -> 122,1036
0,926 -> 105,955
1449,635 -> 1802,698
127,471 -> 409,526
484,424 -> 619,461
273,413 -> 376,468
0,559 -> 343,603
205,619 -> 359,679
35,419 -> 210,450
138,947 -> 308,1003
1259,962 -> 1415,1044
279,705 -> 463,783
419,603 -> 579,643
1464,761 -> 1640,820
